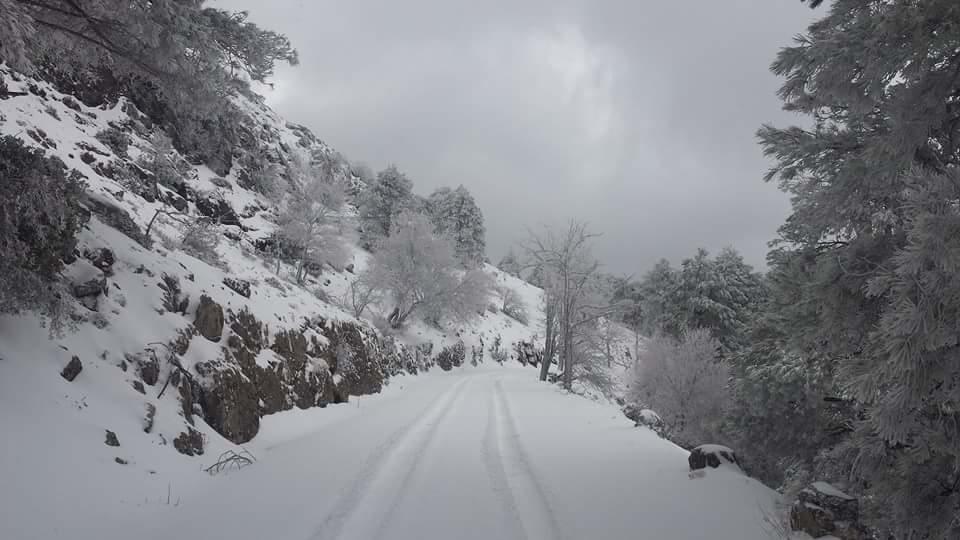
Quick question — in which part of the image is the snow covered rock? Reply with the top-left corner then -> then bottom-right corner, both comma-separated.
197,365 -> 260,444
60,355 -> 82,382
173,428 -> 204,456
194,295 -> 225,342
790,482 -> 868,540
688,444 -> 740,471
84,247 -> 115,276
104,430 -> 120,447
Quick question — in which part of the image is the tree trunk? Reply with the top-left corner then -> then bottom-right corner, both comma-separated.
539,301 -> 555,381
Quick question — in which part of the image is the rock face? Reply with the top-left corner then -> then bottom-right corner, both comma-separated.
688,444 -> 740,471
191,309 -> 392,444
194,295 -> 224,342
60,356 -> 83,381
173,428 -> 204,456
198,366 -> 259,444
790,482 -> 868,540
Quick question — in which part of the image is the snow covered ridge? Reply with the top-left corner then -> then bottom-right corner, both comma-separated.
0,63 -> 543,461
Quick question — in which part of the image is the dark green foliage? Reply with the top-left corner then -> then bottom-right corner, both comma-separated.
633,248 -> 763,352
426,185 -> 487,267
0,135 -> 84,327
357,165 -> 414,246
749,1 -> 960,535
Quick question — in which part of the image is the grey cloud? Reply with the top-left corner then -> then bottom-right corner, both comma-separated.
214,0 -> 815,274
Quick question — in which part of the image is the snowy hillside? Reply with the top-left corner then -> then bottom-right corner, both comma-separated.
0,63 -> 548,539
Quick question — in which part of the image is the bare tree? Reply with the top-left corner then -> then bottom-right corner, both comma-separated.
341,274 -> 380,319
523,221 -> 623,389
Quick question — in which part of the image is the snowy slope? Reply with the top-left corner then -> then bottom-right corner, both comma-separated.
0,63 -> 546,540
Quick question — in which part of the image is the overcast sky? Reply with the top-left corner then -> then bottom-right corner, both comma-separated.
215,0 -> 816,275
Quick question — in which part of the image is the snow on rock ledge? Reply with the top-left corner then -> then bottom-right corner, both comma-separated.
688,444 -> 741,471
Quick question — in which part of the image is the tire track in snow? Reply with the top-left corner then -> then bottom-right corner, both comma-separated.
310,376 -> 471,540
494,378 -> 566,540
482,379 -> 528,540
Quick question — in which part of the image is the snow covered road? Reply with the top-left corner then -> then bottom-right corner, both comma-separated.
97,367 -> 780,540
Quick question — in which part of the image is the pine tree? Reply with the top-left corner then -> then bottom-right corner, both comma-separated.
426,185 -> 486,267
756,1 -> 960,535
357,165 -> 414,246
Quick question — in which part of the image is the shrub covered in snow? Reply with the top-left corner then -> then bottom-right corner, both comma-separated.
0,135 -> 85,329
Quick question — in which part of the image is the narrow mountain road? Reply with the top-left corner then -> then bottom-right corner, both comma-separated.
136,366 -> 779,540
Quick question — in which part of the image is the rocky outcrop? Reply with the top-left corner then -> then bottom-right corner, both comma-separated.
173,428 -> 204,456
72,277 -> 107,311
790,482 -> 868,540
191,309 -> 394,444
688,444 -> 740,471
83,247 -> 115,275
194,295 -> 224,342
197,365 -> 259,444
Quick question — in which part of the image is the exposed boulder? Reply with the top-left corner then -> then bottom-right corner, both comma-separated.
173,428 -> 204,456
197,366 -> 259,444
137,352 -> 160,386
623,404 -> 665,434
223,277 -> 251,298
688,444 -> 740,471
194,295 -> 224,342
142,403 -> 156,433
319,319 -> 386,400
60,356 -> 83,381
195,193 -> 240,226
104,429 -> 120,447
83,247 -> 115,275
790,482 -> 868,540
72,277 -> 107,299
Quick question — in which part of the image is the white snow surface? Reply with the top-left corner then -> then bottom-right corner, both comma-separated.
0,66 -> 781,539
1,363 -> 780,540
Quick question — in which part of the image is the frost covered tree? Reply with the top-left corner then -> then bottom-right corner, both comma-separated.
630,329 -> 728,448
524,221 -> 622,389
0,136 -> 85,332
357,165 -> 414,246
426,185 -> 486,267
751,1 -> 960,535
364,212 -> 491,328
633,249 -> 761,352
276,155 -> 346,283
0,0 -> 297,175
497,248 -> 522,277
